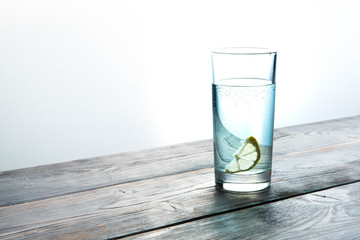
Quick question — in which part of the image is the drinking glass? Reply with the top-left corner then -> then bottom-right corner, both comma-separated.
211,47 -> 277,192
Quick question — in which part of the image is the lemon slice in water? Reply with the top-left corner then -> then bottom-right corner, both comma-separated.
225,136 -> 261,173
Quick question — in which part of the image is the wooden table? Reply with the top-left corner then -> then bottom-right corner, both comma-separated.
1,115 -> 360,239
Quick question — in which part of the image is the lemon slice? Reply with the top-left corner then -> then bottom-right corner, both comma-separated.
225,136 -> 261,173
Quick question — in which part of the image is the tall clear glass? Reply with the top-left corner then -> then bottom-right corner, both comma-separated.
211,47 -> 277,192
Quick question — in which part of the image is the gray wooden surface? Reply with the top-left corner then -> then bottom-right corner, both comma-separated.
0,115 -> 360,239
124,181 -> 360,240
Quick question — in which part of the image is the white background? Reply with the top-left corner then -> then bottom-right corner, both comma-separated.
1,0 -> 360,171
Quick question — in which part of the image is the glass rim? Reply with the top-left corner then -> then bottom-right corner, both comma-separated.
211,47 -> 276,55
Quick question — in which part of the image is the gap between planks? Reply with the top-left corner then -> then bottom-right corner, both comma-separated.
107,178 -> 360,240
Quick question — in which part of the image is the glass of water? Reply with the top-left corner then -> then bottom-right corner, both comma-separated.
211,47 -> 277,192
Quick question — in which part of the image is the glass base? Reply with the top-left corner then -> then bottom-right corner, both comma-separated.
216,181 -> 270,192
215,169 -> 271,193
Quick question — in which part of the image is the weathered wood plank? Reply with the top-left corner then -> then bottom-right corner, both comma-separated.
1,138 -> 360,239
0,139 -> 212,207
1,115 -> 360,207
122,181 -> 360,240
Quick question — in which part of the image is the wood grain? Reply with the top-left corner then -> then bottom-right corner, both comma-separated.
1,115 -> 360,207
1,136 -> 360,239
122,181 -> 360,240
0,140 -> 212,207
